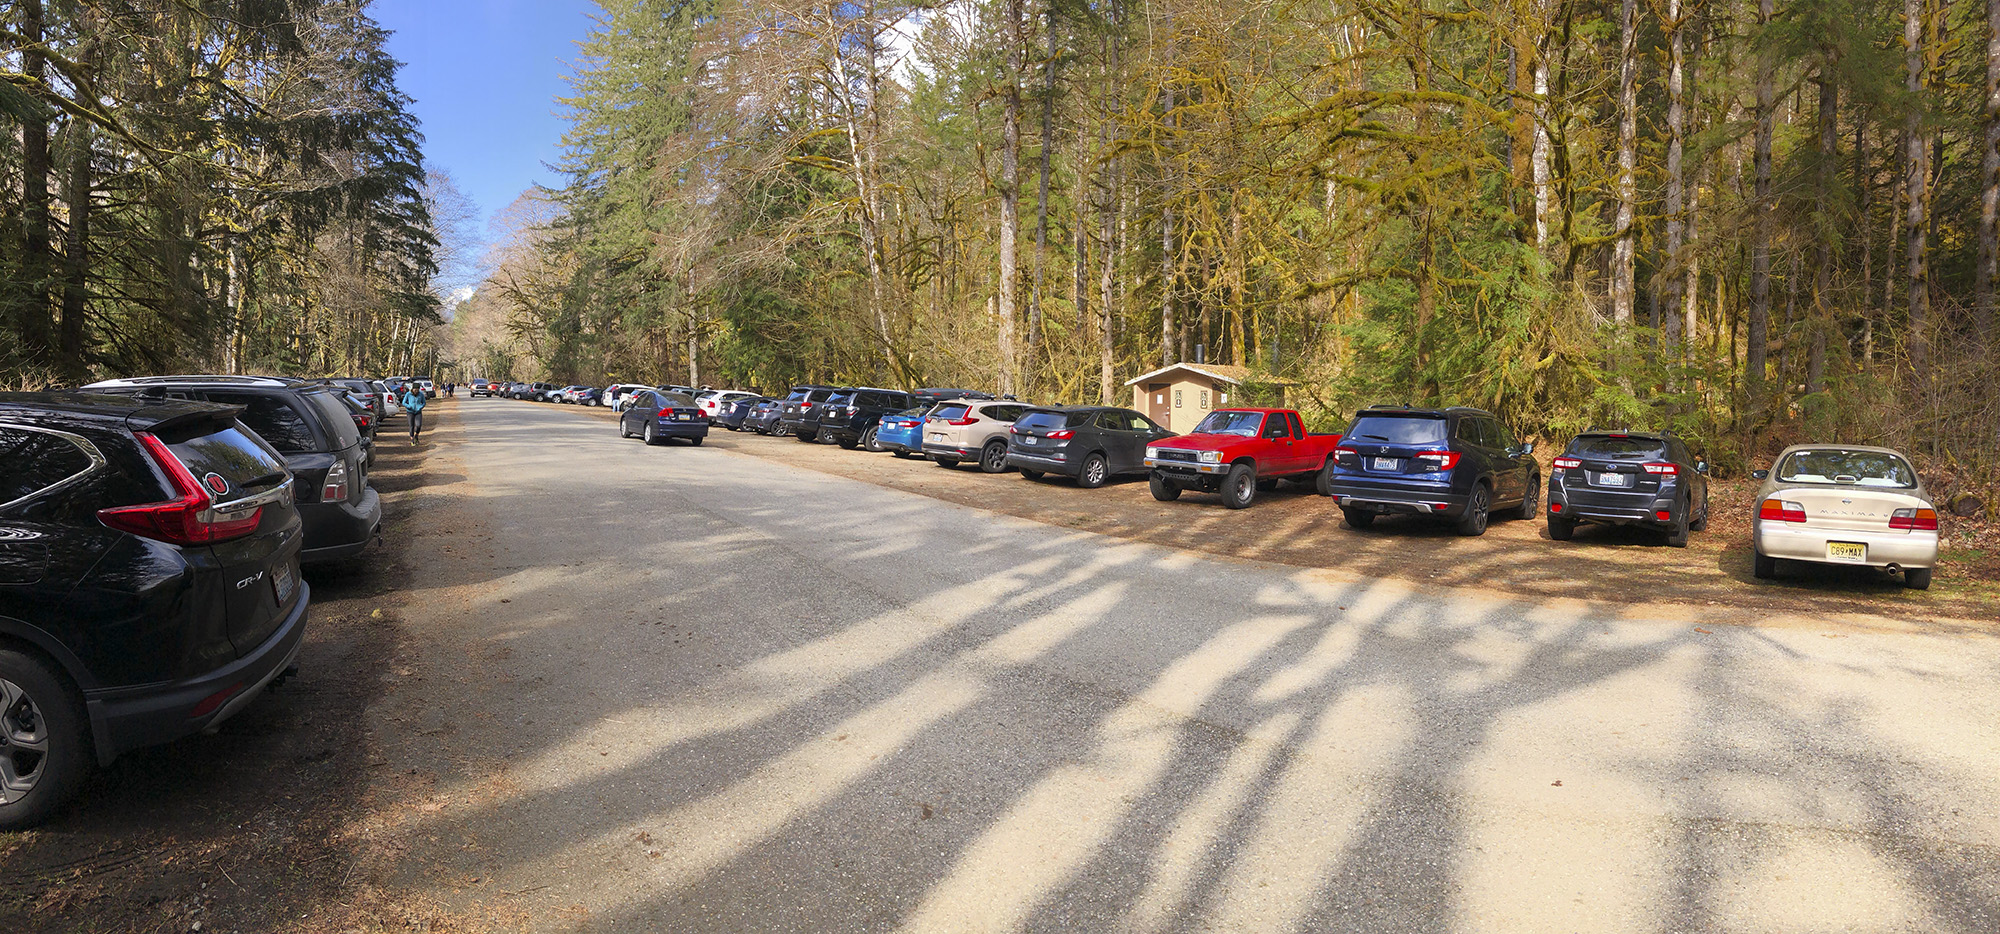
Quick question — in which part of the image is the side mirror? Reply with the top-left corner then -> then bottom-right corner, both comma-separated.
1696,461 -> 1710,475
1521,441 -> 1535,455
1750,469 -> 1769,481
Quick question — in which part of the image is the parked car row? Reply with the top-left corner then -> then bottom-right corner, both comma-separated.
0,369 -> 419,828
621,386 -> 1940,592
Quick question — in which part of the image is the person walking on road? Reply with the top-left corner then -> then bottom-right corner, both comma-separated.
401,384 -> 427,443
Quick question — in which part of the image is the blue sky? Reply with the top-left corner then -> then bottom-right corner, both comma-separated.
376,0 -> 599,242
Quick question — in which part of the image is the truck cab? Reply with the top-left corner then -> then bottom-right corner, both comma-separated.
1143,408 -> 1342,509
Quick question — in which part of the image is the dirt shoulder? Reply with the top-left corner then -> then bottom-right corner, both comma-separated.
579,406 -> 1998,632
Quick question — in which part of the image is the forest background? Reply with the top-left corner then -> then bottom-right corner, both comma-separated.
3,0 -> 1997,482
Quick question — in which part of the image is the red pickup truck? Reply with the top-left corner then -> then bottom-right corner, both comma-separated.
1142,408 -> 1343,508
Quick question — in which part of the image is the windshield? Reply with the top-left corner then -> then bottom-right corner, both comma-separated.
1192,411 -> 1266,437
1571,436 -> 1668,460
1346,415 -> 1448,444
1776,449 -> 1917,488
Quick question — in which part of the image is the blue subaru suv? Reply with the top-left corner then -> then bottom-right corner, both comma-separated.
1546,430 -> 1710,547
1324,406 -> 1539,536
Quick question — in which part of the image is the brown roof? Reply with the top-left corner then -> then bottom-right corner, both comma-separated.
1123,362 -> 1295,387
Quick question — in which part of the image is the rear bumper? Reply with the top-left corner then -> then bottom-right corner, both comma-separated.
1325,476 -> 1466,516
1548,485 -> 1678,527
923,442 -> 978,459
1755,524 -> 1938,569
778,416 -> 821,434
877,429 -> 921,452
651,420 -> 710,439
1009,450 -> 1074,474
85,581 -> 310,765
299,486 -> 382,563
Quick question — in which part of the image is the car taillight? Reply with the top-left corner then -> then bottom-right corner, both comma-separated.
1759,498 -> 1807,523
1642,462 -> 1679,475
946,416 -> 978,426
97,433 -> 262,545
1553,457 -> 1582,469
353,413 -> 372,430
1047,430 -> 1074,439
322,458 -> 349,502
1889,507 -> 1939,531
800,401 -> 813,410
1334,446 -> 1359,461
1415,451 -> 1461,471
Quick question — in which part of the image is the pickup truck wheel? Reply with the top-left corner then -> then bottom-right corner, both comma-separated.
0,649 -> 91,831
1342,507 -> 1375,529
934,457 -> 960,469
1514,474 -> 1540,519
1223,463 -> 1256,509
1547,514 -> 1575,541
1455,485 -> 1491,536
1149,473 -> 1182,501
1316,459 -> 1337,496
1904,566 -> 1933,590
1019,469 -> 1044,480
978,441 -> 1009,473
1077,453 -> 1108,488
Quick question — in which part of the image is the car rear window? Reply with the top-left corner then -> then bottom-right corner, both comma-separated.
659,392 -> 698,407
931,403 -> 969,421
206,392 -> 319,454
1571,436 -> 1668,460
1777,449 -> 1917,488
161,424 -> 288,497
1015,410 -> 1082,431
302,391 -> 361,450
1345,415 -> 1447,444
0,427 -> 95,505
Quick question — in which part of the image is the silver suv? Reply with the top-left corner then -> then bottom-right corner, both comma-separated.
922,400 -> 1035,472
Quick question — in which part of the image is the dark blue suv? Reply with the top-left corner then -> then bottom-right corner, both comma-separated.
1324,406 -> 1539,536
1546,430 -> 1710,547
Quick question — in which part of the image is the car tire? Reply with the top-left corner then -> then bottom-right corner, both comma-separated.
1455,484 -> 1491,536
1077,453 -> 1108,489
1905,566 -> 1933,590
795,430 -> 817,443
1223,463 -> 1256,509
1316,458 -> 1337,496
0,649 -> 92,831
1514,475 -> 1540,519
1688,492 -> 1710,531
1342,507 -> 1375,529
1548,514 -> 1575,540
1019,469 -> 1044,480
1665,503 -> 1690,548
862,426 -> 883,452
978,441 -> 1009,474
690,435 -> 704,447
1753,551 -> 1778,579
1149,472 -> 1182,501
838,437 -> 860,450
619,420 -> 633,439
643,422 -> 659,446
934,458 -> 960,469
892,449 -> 912,459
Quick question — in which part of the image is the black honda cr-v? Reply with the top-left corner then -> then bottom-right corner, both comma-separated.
0,393 -> 310,828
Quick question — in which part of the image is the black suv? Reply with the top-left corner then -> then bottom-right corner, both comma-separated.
815,388 -> 916,450
1324,405 -> 1539,536
82,377 -> 381,564
0,393 -> 310,827
1547,430 -> 1710,547
776,385 -> 841,440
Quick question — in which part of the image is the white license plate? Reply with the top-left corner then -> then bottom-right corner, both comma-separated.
1371,457 -> 1399,471
1021,436 -> 1038,445
1827,541 -> 1866,562
928,433 -> 945,442
272,561 -> 296,602
1596,472 -> 1632,487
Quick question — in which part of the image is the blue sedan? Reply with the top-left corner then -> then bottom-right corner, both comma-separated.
619,390 -> 709,445
875,405 -> 932,457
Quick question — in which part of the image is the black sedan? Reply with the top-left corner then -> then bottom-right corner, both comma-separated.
619,390 -> 708,445
1008,406 -> 1174,488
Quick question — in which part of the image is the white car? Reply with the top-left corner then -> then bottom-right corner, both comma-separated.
1751,444 -> 1939,589
696,390 -> 761,418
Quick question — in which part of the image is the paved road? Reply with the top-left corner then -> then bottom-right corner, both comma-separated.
366,399 -> 2000,933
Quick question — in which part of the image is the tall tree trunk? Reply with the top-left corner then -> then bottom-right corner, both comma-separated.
60,124 -> 90,379
1663,0 -> 1687,345
1857,117 -> 1873,369
1098,21 -> 1120,405
1810,63 -> 1838,395
1906,0 -> 1930,378
1611,0 -> 1638,326
1532,32 -> 1553,247
830,44 -> 896,380
1978,0 -> 2000,343
1028,6 -> 1055,383
1748,0 -> 1775,407
19,0 -> 53,365
1159,80 -> 1176,367
997,0 -> 1024,396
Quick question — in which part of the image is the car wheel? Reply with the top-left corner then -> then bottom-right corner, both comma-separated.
1904,566 -> 1933,590
1077,453 -> 1108,489
1223,463 -> 1256,509
0,649 -> 91,831
690,435 -> 704,447
978,441 -> 1010,473
1455,484 -> 1491,536
838,437 -> 860,450
619,420 -> 633,439
1548,514 -> 1575,540
643,422 -> 659,445
1342,507 -> 1375,529
892,449 -> 912,459
796,430 -> 817,443
934,458 -> 960,469
862,426 -> 883,452
1149,472 -> 1182,501
1753,551 -> 1777,579
1514,475 -> 1540,519
1689,492 -> 1710,531
1316,458 -> 1337,496
1019,469 -> 1044,480
1665,502 -> 1690,548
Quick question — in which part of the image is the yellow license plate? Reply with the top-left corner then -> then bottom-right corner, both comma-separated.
1826,541 -> 1866,562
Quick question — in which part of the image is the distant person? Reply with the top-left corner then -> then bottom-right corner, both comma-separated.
401,383 -> 427,443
